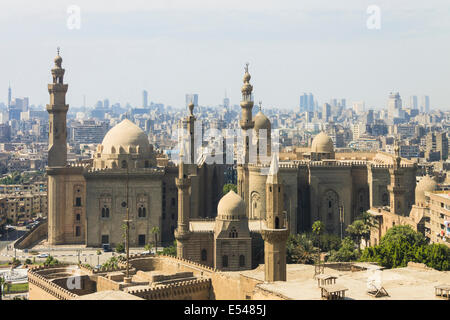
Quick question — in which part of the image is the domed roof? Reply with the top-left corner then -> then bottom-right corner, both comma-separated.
311,132 -> 334,153
254,111 -> 271,130
217,190 -> 246,218
100,119 -> 151,155
415,175 -> 437,205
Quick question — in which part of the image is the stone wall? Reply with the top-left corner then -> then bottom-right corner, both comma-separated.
125,278 -> 211,300
28,267 -> 79,300
14,220 -> 48,249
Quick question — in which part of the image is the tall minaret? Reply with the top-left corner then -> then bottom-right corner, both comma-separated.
46,49 -> 70,245
47,47 -> 68,167
261,154 -> 289,282
174,144 -> 192,259
237,63 -> 254,217
388,140 -> 407,216
239,62 -> 254,163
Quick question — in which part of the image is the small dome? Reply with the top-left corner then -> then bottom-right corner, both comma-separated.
217,190 -> 246,218
415,176 -> 437,205
100,119 -> 152,155
254,111 -> 271,130
311,132 -> 334,153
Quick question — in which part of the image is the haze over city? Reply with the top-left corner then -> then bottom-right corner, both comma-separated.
1,0 -> 450,109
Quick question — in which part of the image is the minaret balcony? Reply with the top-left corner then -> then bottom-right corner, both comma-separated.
239,120 -> 254,130
176,177 -> 191,189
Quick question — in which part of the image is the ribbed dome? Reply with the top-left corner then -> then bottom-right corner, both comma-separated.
415,176 -> 437,205
217,190 -> 246,218
311,132 -> 334,153
254,111 -> 271,130
100,119 -> 151,155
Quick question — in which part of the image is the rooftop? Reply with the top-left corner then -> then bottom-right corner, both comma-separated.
241,264 -> 450,300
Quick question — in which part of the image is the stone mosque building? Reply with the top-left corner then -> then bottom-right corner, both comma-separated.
46,52 -> 226,248
45,52 -> 420,275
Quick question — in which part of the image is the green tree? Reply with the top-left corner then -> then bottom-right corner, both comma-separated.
312,220 -> 324,264
159,240 -> 177,256
359,225 -> 450,270
115,243 -> 125,253
223,184 -> 237,195
346,220 -> 367,252
144,243 -> 153,253
286,234 -> 316,264
151,226 -> 160,249
44,255 -> 59,266
0,276 -> 5,301
328,237 -> 358,262
102,256 -> 119,270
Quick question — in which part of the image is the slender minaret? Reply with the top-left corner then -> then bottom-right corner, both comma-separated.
237,63 -> 255,217
174,143 -> 191,259
47,47 -> 68,167
239,62 -> 254,163
261,154 -> 289,282
388,140 -> 407,216
46,48 -> 70,245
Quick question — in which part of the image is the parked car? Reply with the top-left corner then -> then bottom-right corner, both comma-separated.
36,253 -> 49,258
102,244 -> 112,252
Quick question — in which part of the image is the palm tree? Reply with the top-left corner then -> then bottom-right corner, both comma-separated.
312,220 -> 325,266
346,220 -> 367,252
151,226 -> 160,250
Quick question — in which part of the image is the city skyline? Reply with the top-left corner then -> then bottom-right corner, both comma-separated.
1,0 -> 450,109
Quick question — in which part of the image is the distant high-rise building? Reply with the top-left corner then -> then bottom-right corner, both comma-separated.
425,131 -> 448,161
103,98 -> 109,109
322,103 -> 331,122
300,93 -> 314,113
142,90 -> 148,108
185,94 -> 199,107
223,91 -> 230,109
7,84 -> 11,108
95,100 -> 103,109
352,101 -> 365,114
410,96 -> 418,109
387,92 -> 402,119
340,99 -> 346,108
330,98 -> 338,108
421,95 -> 430,113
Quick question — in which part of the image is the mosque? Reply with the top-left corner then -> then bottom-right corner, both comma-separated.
45,52 -> 421,277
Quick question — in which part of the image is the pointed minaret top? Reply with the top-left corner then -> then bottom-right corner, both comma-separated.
266,153 -> 279,184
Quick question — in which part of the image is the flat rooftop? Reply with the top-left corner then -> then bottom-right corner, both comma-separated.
241,264 -> 450,300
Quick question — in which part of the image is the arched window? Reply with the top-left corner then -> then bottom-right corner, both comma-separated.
121,160 -> 127,169
229,227 -> 238,238
275,217 -> 280,229
239,255 -> 245,267
201,249 -> 207,261
145,160 -> 149,168
142,207 -> 146,217
222,255 -> 228,268
138,207 -> 142,217
101,206 -> 109,218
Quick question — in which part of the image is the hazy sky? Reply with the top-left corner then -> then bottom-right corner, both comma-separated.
1,0 -> 450,110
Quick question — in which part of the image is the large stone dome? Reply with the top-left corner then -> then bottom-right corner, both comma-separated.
100,119 -> 152,155
254,111 -> 271,130
217,190 -> 246,219
415,175 -> 437,206
311,132 -> 334,153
